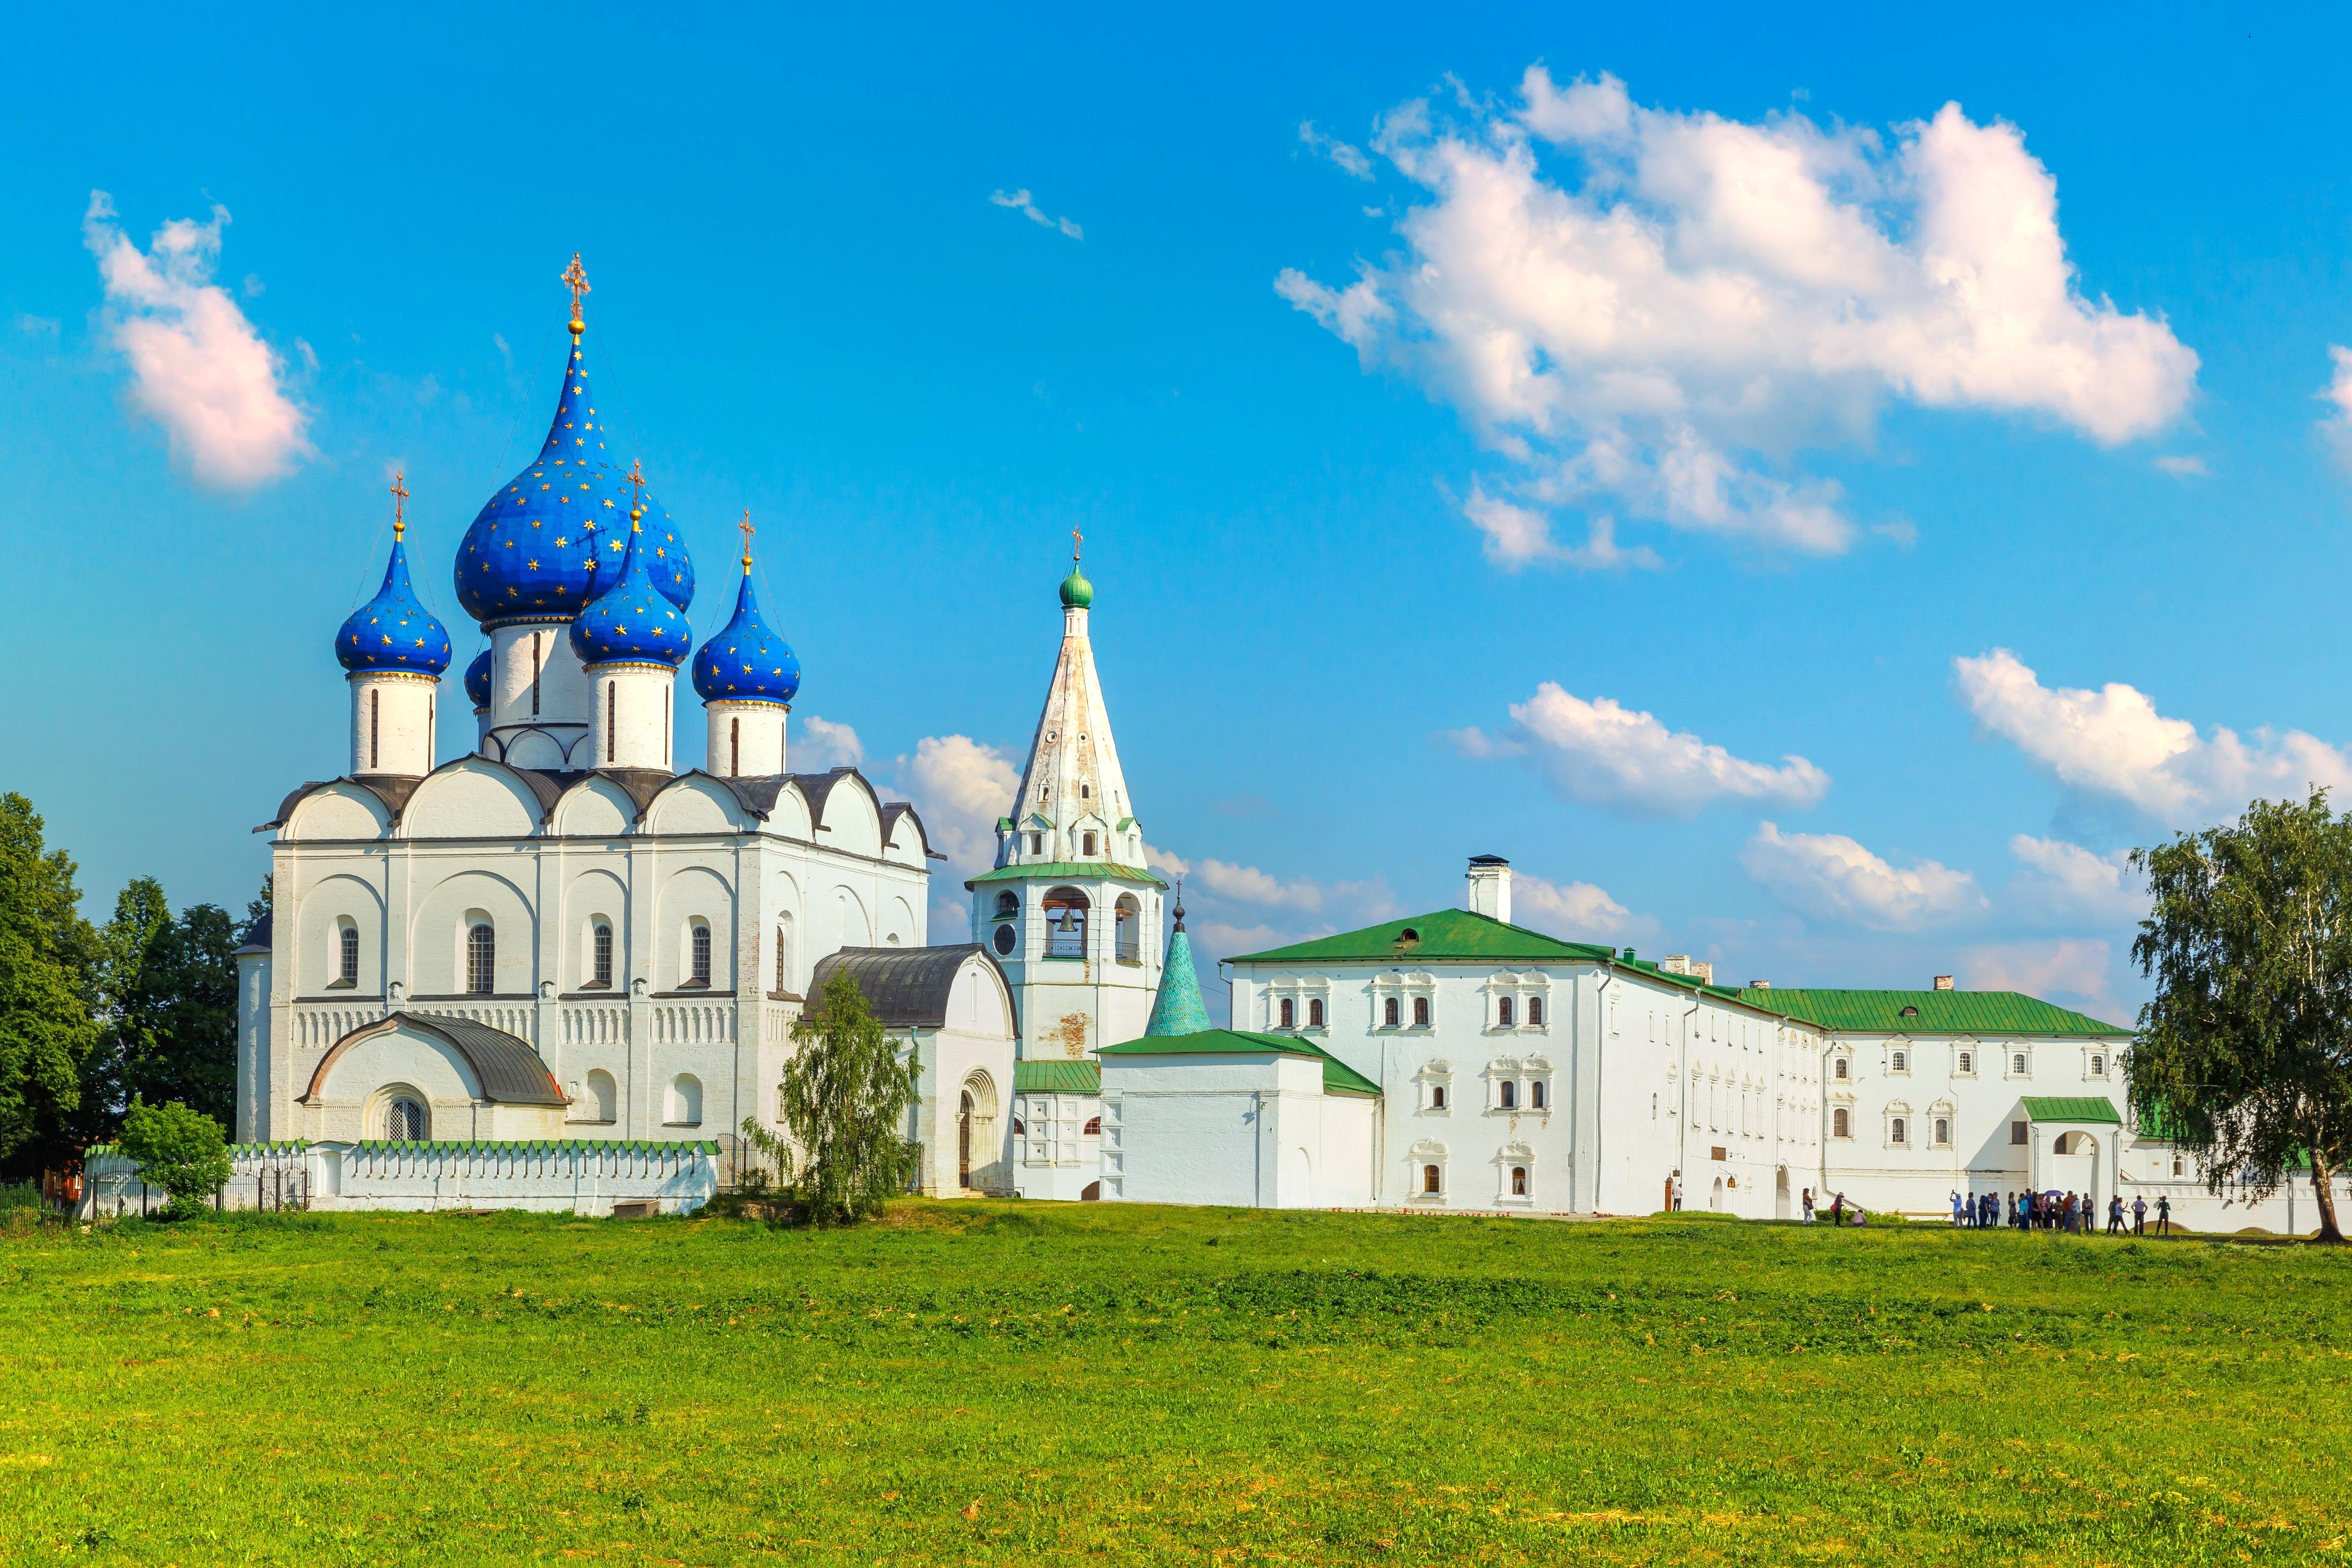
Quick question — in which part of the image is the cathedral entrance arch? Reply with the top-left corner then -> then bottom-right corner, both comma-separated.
958,1091 -> 973,1187
957,1070 -> 1000,1192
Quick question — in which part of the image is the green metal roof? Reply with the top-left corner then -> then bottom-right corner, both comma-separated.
2022,1096 -> 2124,1125
966,861 -> 1168,890
1014,1058 -> 1102,1095
1098,1028 -> 1382,1098
1231,908 -> 1616,965
1736,988 -> 2132,1037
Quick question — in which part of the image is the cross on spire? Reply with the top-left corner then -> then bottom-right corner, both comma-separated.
1072,526 -> 1083,563
561,253 -> 591,334
739,507 -> 755,573
624,458 -> 647,528
389,469 -> 409,540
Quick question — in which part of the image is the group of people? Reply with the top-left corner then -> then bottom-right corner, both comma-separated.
1950,1188 -> 2171,1235
1788,1185 -> 2174,1233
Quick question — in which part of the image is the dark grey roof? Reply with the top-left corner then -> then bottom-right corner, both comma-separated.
792,767 -> 864,820
716,774 -> 793,818
807,945 -> 1011,1032
233,910 -> 273,955
878,802 -> 941,860
260,775 -> 419,831
300,1012 -> 566,1106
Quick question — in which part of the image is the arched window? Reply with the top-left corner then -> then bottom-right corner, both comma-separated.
1115,894 -> 1141,963
994,891 -> 1020,918
585,1069 -> 616,1124
605,682 -> 616,763
1933,1116 -> 1951,1146
1498,996 -> 1515,1028
1412,996 -> 1430,1028
729,715 -> 740,776
1422,1164 -> 1442,1195
1531,1080 -> 1547,1111
667,1074 -> 703,1126
1832,1107 -> 1850,1139
1500,1080 -> 1518,1111
1027,831 -> 1043,854
1431,1084 -> 1448,1110
774,914 -> 795,993
2090,1054 -> 2106,1075
467,922 -> 495,995
1511,1165 -> 1528,1196
1891,1049 -> 1908,1072
1833,1057 -> 1849,1079
1384,997 -> 1400,1028
1307,998 -> 1324,1028
1528,995 -> 1544,1027
1082,831 -> 1098,856
1278,997 -> 1295,1028
689,920 -> 711,986
592,920 -> 613,988
2013,1053 -> 2027,1075
386,1095 -> 427,1141
530,631 -> 543,715
1958,1050 -> 1973,1074
1043,887 -> 1090,959
368,688 -> 380,771
338,923 -> 359,987
1890,1116 -> 1908,1145
1083,1116 -> 1101,1136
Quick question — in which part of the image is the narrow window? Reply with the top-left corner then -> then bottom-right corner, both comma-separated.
1384,997 -> 1399,1028
339,925 -> 360,986
2013,1053 -> 2027,1075
1083,831 -> 1097,855
1028,831 -> 1043,854
1834,1058 -> 1849,1080
368,688 -> 380,770
691,921 -> 711,985
1422,1164 -> 1441,1194
730,716 -> 740,776
467,922 -> 495,995
1412,996 -> 1429,1028
1934,1116 -> 1950,1146
1890,1116 -> 1907,1145
1892,1050 -> 1907,1072
1307,998 -> 1324,1028
593,921 -> 613,988
1958,1051 -> 1973,1074
2172,1154 -> 2184,1176
2091,1054 -> 2106,1075
530,631 -> 542,715
1431,1084 -> 1447,1110
1279,997 -> 1295,1028
1528,995 -> 1544,1027
1832,1107 -> 1850,1139
1500,1081 -> 1518,1111
605,683 -> 616,763
1511,1166 -> 1528,1197
1531,1080 -> 1547,1111
2012,1119 -> 2029,1145
1498,996 -> 1515,1028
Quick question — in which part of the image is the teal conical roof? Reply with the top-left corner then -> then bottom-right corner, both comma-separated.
1145,902 -> 1211,1037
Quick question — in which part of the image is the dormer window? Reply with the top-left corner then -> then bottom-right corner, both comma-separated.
1082,831 -> 1097,856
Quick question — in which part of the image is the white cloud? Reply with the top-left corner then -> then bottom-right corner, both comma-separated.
794,714 -> 865,772
2154,454 -> 2207,477
1463,483 -> 1662,570
1960,938 -> 2117,1015
1953,648 -> 2352,824
2007,835 -> 2144,925
1741,822 -> 1986,931
1512,873 -> 1656,944
990,188 -> 1084,240
895,734 -> 1018,878
1194,858 -> 1331,912
1298,121 -> 1375,179
1449,682 -> 1829,817
81,191 -> 309,489
1141,841 -> 1191,877
2321,345 -> 2352,473
1279,69 -> 2197,565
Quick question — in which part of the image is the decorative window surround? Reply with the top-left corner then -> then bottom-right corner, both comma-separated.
1371,970 -> 1438,1032
1414,1059 -> 1454,1114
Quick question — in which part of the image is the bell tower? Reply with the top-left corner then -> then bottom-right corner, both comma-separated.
970,540 -> 1167,1062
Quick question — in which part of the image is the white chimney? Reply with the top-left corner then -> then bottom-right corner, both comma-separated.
1466,855 -> 1511,924
1933,974 -> 1955,991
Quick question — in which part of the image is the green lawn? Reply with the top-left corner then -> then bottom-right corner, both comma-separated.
3,1204 -> 2347,1566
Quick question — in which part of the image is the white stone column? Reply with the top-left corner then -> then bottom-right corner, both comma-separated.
587,664 -> 676,771
348,671 -> 438,777
704,701 -> 788,778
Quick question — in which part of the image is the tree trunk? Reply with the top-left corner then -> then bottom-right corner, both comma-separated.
2310,1146 -> 2346,1245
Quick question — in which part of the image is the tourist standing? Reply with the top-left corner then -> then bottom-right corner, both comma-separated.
1801,1188 -> 1815,1223
1952,1191 -> 1965,1227
2107,1195 -> 2124,1235
1830,1191 -> 1847,1226
2132,1195 -> 2147,1236
2157,1194 -> 2172,1235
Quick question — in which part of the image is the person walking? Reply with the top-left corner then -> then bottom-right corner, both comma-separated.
2157,1194 -> 2172,1235
1671,1169 -> 1684,1212
2132,1194 -> 2147,1236
1830,1191 -> 1847,1226
1801,1187 -> 1815,1223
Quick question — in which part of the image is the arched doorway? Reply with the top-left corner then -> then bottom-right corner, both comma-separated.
958,1089 -> 973,1188
1710,1175 -> 1724,1212
1775,1166 -> 1791,1219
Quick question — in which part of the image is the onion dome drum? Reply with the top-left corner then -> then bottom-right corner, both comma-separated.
453,340 -> 693,627
336,537 -> 453,676
691,573 -> 801,706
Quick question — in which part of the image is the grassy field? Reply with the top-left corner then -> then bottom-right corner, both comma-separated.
3,1203 -> 2348,1567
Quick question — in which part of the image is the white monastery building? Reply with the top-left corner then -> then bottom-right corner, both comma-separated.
213,258 -> 2346,1234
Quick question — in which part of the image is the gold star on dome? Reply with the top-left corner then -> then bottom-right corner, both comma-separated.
527,560 -> 540,570
609,539 -> 624,552
554,537 -> 567,547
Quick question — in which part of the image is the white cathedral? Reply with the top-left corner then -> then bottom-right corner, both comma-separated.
220,263 -> 2346,1235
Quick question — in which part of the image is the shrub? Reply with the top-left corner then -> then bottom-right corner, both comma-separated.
115,1099 -> 232,1221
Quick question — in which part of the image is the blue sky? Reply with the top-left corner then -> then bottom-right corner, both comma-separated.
8,4 -> 2352,1023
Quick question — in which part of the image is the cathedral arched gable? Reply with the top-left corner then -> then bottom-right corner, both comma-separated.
813,771 -> 884,857
645,774 -> 750,837
550,776 -> 636,838
946,952 -> 1016,1038
283,784 -> 392,842
880,803 -> 930,868
765,783 -> 814,841
655,864 -> 736,992
399,758 -> 543,841
409,868 -> 537,997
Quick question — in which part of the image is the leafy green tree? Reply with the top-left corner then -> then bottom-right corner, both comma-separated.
2133,789 -> 2352,1243
740,967 -> 920,1225
115,1098 -> 233,1221
0,794 -> 98,1178
84,879 -> 239,1132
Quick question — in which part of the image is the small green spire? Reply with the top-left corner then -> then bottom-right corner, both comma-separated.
1145,899 -> 1210,1037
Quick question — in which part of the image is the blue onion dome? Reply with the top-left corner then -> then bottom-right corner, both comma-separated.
691,561 -> 802,706
463,648 -> 492,708
452,287 -> 694,626
336,529 -> 452,676
570,507 -> 693,668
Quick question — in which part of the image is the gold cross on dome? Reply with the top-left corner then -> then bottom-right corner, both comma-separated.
1071,526 -> 1082,563
561,253 -> 590,326
624,458 -> 647,527
389,470 -> 409,540
739,507 -> 754,571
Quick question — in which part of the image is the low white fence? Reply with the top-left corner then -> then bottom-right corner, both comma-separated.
78,1139 -> 719,1219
